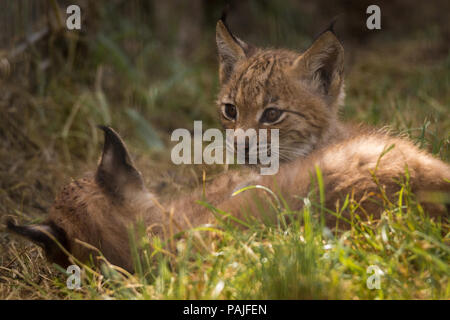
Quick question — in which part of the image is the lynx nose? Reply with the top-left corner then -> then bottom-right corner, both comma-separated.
234,140 -> 250,152
232,128 -> 257,152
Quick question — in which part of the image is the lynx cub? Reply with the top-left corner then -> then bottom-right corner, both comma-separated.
7,19 -> 450,271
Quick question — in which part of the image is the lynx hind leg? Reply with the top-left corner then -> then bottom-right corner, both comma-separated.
315,136 -> 450,226
412,157 -> 450,218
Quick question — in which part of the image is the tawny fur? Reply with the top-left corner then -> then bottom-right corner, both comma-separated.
7,21 -> 450,271
27,127 -> 450,270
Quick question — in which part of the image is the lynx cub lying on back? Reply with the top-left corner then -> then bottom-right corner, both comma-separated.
7,19 -> 450,272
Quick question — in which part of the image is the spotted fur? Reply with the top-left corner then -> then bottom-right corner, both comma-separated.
6,22 -> 450,272
216,19 -> 347,162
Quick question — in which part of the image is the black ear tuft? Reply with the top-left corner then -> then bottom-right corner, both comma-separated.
216,13 -> 255,84
313,16 -> 341,42
7,218 -> 70,267
220,4 -> 236,42
220,3 -> 230,24
326,16 -> 339,35
96,126 -> 145,200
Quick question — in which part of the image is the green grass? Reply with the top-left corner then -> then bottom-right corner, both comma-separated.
0,3 -> 449,299
4,172 -> 448,300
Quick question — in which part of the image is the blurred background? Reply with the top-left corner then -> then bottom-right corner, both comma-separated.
0,1 -> 449,294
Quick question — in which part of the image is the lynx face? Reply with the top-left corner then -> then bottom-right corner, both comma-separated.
216,20 -> 345,162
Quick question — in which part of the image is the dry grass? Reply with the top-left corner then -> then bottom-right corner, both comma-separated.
0,2 -> 448,299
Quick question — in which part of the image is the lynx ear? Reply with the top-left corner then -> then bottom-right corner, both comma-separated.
216,17 -> 254,84
96,126 -> 145,201
6,218 -> 69,267
291,27 -> 344,107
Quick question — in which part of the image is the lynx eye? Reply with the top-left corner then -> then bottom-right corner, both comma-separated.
223,103 -> 237,120
260,107 -> 283,124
